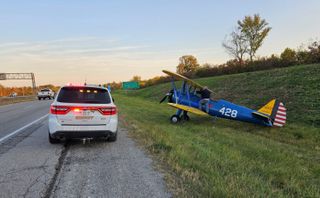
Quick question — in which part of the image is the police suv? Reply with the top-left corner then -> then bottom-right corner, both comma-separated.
48,84 -> 118,143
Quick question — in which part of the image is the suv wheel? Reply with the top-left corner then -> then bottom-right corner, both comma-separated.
48,133 -> 60,144
108,131 -> 117,142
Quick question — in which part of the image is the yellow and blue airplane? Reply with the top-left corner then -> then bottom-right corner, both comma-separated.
160,70 -> 287,127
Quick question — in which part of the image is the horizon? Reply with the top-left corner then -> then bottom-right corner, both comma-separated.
1,0 -> 320,87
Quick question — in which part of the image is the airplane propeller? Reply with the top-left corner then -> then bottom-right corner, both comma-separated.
159,89 -> 174,103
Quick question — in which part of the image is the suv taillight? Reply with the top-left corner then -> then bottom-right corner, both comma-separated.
50,105 -> 70,115
98,107 -> 117,115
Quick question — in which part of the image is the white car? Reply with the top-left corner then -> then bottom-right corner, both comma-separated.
38,88 -> 55,100
48,84 -> 118,143
9,92 -> 17,97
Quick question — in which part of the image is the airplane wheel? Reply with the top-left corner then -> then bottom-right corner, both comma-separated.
170,115 -> 180,124
183,114 -> 190,121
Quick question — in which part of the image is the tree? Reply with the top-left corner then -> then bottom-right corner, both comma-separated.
0,84 -> 5,96
222,29 -> 248,65
307,41 -> 320,63
176,55 -> 200,74
238,14 -> 271,61
131,75 -> 141,82
296,40 -> 320,64
280,48 -> 297,65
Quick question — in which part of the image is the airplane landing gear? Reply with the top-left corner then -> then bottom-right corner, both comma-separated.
170,115 -> 180,124
182,111 -> 190,121
182,114 -> 190,121
171,110 -> 190,124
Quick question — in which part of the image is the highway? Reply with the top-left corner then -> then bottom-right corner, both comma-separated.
0,101 -> 170,198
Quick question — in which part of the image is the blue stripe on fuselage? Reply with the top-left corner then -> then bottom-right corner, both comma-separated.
173,91 -> 271,126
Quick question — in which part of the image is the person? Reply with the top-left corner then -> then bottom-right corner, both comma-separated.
196,86 -> 211,113
197,86 -> 211,99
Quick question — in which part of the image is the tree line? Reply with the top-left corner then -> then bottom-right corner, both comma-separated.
1,14 -> 319,92
126,14 -> 320,88
109,38 -> 320,90
0,84 -> 60,97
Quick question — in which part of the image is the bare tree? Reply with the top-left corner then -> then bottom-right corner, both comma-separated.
222,29 -> 248,65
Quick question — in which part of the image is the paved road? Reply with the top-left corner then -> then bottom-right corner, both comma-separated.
0,100 -> 51,140
0,101 -> 171,198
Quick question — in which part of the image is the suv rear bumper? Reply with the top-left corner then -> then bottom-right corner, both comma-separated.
51,130 -> 115,139
48,114 -> 118,135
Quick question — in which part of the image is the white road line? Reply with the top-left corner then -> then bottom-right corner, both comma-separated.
0,114 -> 48,144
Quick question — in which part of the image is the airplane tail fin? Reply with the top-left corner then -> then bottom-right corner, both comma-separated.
253,99 -> 287,127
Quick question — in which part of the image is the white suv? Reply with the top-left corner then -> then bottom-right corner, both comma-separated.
38,88 -> 55,100
48,84 -> 118,143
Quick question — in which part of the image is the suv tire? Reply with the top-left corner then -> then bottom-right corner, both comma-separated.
48,132 -> 60,144
108,131 -> 117,142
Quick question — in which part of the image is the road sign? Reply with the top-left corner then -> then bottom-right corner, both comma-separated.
0,73 -> 37,95
122,81 -> 140,90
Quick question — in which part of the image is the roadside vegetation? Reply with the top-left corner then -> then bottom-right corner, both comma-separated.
0,96 -> 36,106
113,64 -> 320,197
108,14 -> 320,90
0,84 -> 60,97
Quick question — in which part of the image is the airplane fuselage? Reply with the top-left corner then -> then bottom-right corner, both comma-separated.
173,91 -> 272,126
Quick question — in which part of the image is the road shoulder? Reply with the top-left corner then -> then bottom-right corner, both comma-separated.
51,127 -> 171,198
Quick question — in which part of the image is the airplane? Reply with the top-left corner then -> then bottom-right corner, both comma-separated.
159,70 -> 287,127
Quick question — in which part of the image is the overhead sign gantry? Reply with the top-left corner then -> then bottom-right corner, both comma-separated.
0,73 -> 37,95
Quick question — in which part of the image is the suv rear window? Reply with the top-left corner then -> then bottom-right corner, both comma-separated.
57,87 -> 111,104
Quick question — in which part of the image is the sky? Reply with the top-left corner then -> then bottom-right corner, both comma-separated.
0,0 -> 319,86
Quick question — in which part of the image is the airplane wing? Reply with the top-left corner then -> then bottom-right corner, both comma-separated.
167,103 -> 208,116
163,70 -> 213,93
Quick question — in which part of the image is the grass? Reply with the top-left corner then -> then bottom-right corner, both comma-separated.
113,64 -> 320,197
0,96 -> 36,106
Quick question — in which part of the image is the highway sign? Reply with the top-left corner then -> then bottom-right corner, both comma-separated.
122,81 -> 140,90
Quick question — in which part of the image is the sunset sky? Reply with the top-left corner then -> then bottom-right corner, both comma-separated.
1,0 -> 319,86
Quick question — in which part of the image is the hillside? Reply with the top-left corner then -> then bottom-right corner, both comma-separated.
113,64 -> 320,197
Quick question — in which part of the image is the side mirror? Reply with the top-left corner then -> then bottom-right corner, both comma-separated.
112,97 -> 115,102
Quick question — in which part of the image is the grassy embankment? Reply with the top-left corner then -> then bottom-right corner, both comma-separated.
0,96 -> 36,106
113,64 -> 320,197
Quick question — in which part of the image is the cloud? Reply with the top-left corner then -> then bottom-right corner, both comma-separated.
0,42 -> 28,48
0,37 -> 127,55
60,46 -> 148,55
0,36 -> 227,86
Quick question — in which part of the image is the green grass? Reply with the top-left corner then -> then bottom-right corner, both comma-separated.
113,64 -> 320,197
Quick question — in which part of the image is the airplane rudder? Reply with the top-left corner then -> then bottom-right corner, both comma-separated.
272,101 -> 287,127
